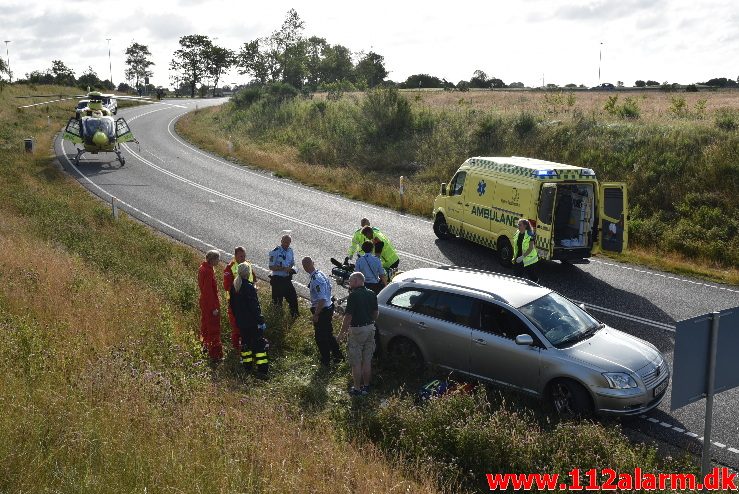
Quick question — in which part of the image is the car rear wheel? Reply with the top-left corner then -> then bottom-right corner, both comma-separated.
388,337 -> 424,371
433,214 -> 453,240
548,379 -> 593,419
497,237 -> 513,267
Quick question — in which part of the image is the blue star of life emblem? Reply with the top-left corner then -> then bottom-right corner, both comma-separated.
477,180 -> 486,196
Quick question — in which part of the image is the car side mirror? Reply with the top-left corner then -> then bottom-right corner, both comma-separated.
515,334 -> 534,346
440,183 -> 447,195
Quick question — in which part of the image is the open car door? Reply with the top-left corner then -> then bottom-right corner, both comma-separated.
115,118 -> 135,144
598,183 -> 628,253
62,118 -> 83,144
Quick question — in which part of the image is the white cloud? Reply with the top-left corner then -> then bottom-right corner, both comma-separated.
2,0 -> 737,88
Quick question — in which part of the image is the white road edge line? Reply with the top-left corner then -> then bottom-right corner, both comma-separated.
164,112 -> 436,224
638,416 -> 739,456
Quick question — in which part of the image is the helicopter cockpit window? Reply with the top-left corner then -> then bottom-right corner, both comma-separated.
82,118 -> 114,137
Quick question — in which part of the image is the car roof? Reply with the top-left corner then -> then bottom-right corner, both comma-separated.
391,266 -> 551,308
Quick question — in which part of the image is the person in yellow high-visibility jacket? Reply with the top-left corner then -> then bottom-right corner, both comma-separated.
512,219 -> 540,282
361,226 -> 399,271
348,218 -> 380,258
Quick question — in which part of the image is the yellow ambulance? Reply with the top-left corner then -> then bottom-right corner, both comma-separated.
432,156 -> 628,265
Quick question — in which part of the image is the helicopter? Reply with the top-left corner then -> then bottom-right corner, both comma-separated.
62,92 -> 137,165
18,90 -> 149,166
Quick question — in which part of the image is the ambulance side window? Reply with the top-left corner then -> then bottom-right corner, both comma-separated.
537,185 -> 556,224
450,172 -> 467,196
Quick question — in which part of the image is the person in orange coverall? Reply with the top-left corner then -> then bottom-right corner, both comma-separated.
198,250 -> 222,360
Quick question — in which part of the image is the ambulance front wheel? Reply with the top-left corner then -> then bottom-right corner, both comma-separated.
433,214 -> 453,240
497,237 -> 513,267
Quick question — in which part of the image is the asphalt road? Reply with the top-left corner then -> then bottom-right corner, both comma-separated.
56,98 -> 739,468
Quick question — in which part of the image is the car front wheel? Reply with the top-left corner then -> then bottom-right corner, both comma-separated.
388,337 -> 424,371
433,214 -> 453,240
548,379 -> 593,419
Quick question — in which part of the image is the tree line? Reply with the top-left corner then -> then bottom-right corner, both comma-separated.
8,8 -> 739,95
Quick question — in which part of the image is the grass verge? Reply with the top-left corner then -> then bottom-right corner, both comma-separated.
1,84 -> 698,492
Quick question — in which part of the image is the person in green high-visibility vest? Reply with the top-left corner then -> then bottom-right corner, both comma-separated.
512,219 -> 540,282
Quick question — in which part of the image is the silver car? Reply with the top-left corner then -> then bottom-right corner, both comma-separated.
377,266 -> 670,417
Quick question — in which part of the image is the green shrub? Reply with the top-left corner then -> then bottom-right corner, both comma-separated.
360,87 -> 413,143
715,110 -> 738,131
619,97 -> 640,119
232,86 -> 264,108
474,114 -> 505,153
513,112 -> 537,137
670,96 -> 687,118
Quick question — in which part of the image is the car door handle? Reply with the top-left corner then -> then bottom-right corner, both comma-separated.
416,321 -> 426,327
473,338 -> 487,345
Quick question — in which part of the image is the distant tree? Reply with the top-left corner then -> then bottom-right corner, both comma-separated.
635,80 -> 646,87
564,83 -> 577,88
24,70 -> 54,85
508,81 -> 525,88
546,83 -> 559,89
400,74 -> 444,89
318,44 -> 353,84
237,9 -> 307,88
646,80 -> 660,86
701,77 -> 738,87
204,44 -> 236,96
77,66 -> 103,90
354,51 -> 387,88
0,58 -> 7,81
489,77 -> 505,88
124,42 -> 154,91
50,60 -> 75,86
305,36 -> 328,88
170,35 -> 212,97
617,81 -> 624,87
470,69 -> 489,88
685,84 -> 698,92
457,80 -> 470,91
117,82 -> 132,93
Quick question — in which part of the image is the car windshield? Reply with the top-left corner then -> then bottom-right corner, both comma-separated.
518,292 -> 601,347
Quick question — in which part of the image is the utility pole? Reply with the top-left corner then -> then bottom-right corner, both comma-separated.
598,42 -> 603,86
106,38 -> 113,87
4,40 -> 11,83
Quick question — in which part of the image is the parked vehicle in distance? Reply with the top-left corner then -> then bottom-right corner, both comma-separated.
376,266 -> 670,418
75,99 -> 90,119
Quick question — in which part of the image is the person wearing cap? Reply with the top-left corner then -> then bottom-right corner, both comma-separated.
230,262 -> 269,377
198,250 -> 222,361
338,272 -> 378,396
354,240 -> 386,294
223,246 -> 255,350
268,234 -> 299,318
301,256 -> 343,368
347,218 -> 380,259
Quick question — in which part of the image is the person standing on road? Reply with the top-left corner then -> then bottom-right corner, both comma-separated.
230,262 -> 269,378
348,218 -> 379,259
354,240 -> 386,294
198,250 -> 223,361
301,256 -> 343,368
224,246 -> 253,350
338,272 -> 378,396
512,218 -> 540,282
269,234 -> 300,318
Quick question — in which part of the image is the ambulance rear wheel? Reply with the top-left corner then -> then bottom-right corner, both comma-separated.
433,214 -> 453,240
497,237 -> 513,267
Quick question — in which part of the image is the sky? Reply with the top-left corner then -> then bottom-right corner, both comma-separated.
1,0 -> 737,89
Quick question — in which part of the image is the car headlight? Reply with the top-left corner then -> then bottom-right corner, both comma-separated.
603,372 -> 638,389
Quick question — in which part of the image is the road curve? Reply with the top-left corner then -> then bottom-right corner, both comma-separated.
55,98 -> 739,468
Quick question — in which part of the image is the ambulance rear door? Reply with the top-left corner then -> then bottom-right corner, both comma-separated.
598,182 -> 628,253
535,183 -> 557,260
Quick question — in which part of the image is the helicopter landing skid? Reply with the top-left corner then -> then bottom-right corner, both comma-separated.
114,149 -> 125,166
73,148 -> 85,166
